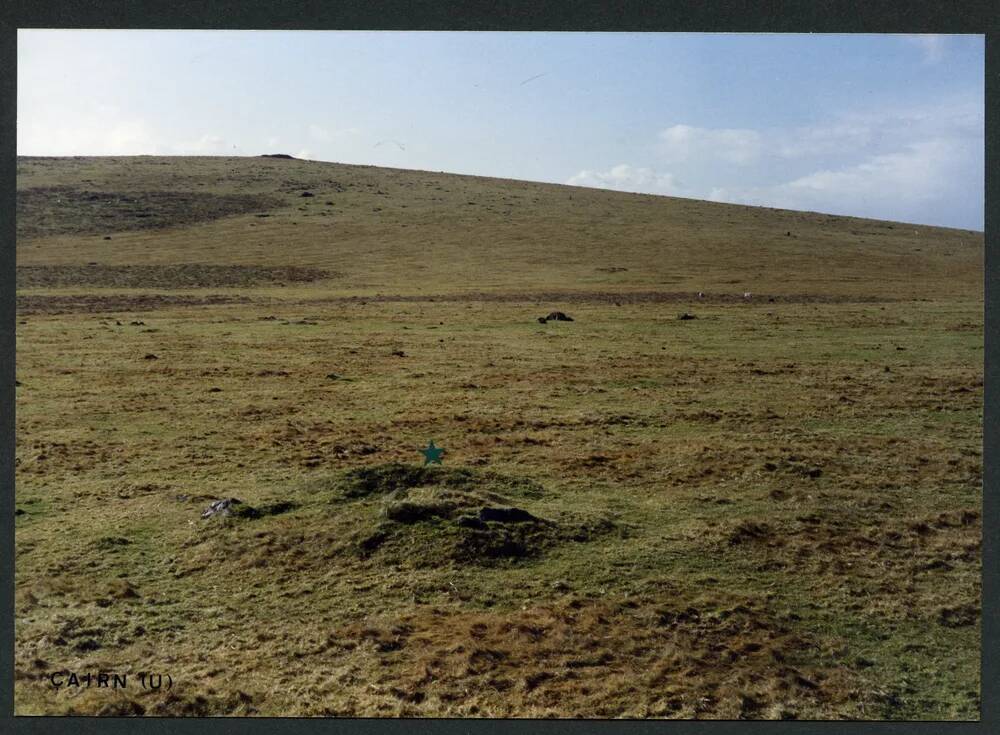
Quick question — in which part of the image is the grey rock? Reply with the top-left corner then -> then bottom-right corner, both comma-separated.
541,311 -> 573,322
201,498 -> 247,519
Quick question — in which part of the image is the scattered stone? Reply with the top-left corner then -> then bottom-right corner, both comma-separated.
201,498 -> 253,519
391,350 -> 407,357
326,373 -> 342,380
201,497 -> 295,520
15,380 -> 21,387
537,317 -> 547,324
300,191 -> 315,197
143,353 -> 158,360
678,312 -> 697,320
15,508 -> 25,517
129,320 -> 145,326
208,387 -> 222,393
103,236 -> 112,240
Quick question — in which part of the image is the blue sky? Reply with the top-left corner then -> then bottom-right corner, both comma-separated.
17,31 -> 984,229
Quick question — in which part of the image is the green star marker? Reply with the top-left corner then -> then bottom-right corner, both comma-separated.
420,440 -> 444,465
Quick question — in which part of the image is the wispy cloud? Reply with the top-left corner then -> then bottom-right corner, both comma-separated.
709,137 -> 979,218
657,125 -> 762,165
569,97 -> 982,228
566,164 -> 685,196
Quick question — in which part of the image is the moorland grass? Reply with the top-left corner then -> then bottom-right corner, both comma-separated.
13,156 -> 982,718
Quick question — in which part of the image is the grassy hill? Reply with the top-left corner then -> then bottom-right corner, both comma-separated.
16,155 -> 982,299
14,156 -> 983,718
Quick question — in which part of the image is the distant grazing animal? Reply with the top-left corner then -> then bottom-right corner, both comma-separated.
697,291 -> 704,299
743,292 -> 752,300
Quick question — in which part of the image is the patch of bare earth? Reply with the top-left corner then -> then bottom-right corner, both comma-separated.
16,293 -> 254,315
16,186 -> 283,240
16,264 -> 332,289
302,291 -> 897,305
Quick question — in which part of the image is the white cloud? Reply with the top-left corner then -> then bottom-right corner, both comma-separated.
903,34 -> 948,64
707,136 -> 981,224
566,164 -> 684,196
294,148 -> 314,160
657,124 -> 763,165
774,121 -> 876,158
784,140 -> 957,199
657,97 -> 981,166
570,95 -> 982,228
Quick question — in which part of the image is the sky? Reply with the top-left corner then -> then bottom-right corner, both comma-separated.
17,31 -> 985,230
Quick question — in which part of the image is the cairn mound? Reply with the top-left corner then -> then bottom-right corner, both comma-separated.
326,463 -> 616,566
331,462 -> 544,501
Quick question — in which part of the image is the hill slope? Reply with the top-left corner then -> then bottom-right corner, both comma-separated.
16,155 -> 983,300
